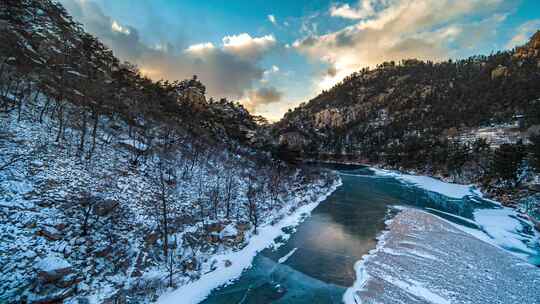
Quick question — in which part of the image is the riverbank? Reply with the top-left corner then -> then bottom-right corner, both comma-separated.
344,208 -> 540,304
158,178 -> 343,304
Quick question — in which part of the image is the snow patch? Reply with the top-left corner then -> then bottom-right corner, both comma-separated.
35,254 -> 71,272
278,248 -> 298,264
342,207 -> 398,304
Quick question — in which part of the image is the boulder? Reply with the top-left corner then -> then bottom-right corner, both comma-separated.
93,199 -> 119,216
35,255 -> 73,284
235,221 -> 251,231
94,245 -> 112,258
36,226 -> 62,241
205,222 -> 224,233
144,232 -> 160,247
491,65 -> 509,80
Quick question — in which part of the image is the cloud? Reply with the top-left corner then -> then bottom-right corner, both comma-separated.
60,0 -> 275,99
260,65 -> 280,83
330,1 -> 376,20
296,0 -> 511,91
268,14 -> 277,25
506,19 -> 540,49
222,33 -> 276,61
241,86 -> 283,113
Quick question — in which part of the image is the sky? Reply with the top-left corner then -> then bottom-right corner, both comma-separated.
60,0 -> 540,121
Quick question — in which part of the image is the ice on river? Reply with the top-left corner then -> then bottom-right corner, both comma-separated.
344,209 -> 540,304
370,168 -> 481,199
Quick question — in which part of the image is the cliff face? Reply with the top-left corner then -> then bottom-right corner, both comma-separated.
515,31 -> 540,60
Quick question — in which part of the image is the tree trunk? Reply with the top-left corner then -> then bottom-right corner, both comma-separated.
160,168 -> 169,258
88,110 -> 99,159
55,104 -> 64,143
78,112 -> 87,154
39,97 -> 50,124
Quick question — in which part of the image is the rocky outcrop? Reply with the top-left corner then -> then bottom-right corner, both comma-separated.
35,255 -> 73,284
514,30 -> 540,59
491,65 -> 509,80
279,132 -> 310,150
315,108 -> 345,129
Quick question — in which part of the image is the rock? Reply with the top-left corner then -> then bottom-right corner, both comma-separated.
54,223 -> 66,231
224,260 -> 232,267
28,287 -> 76,304
182,258 -> 198,271
144,232 -> 160,247
491,65 -> 509,80
55,273 -> 82,288
93,199 -> 119,216
315,108 -> 345,129
36,226 -> 62,241
94,245 -> 112,258
35,255 -> 72,284
234,231 -> 245,244
205,222 -> 224,233
278,132 -> 309,151
235,221 -> 251,231
207,232 -> 220,243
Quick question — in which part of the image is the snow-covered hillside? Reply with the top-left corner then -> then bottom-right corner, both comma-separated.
0,96 -> 336,303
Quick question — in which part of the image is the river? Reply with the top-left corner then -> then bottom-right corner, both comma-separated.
201,165 -> 540,303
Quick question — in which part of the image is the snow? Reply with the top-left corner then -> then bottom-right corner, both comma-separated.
474,208 -> 539,256
344,209 -> 540,304
277,247 -> 298,264
370,168 -> 540,263
370,168 -> 480,199
157,179 -> 342,304
382,277 -> 451,304
35,254 -> 71,272
219,224 -> 237,238
342,215 -> 393,304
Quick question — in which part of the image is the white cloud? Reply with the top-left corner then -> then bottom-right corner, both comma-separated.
330,1 -> 377,20
185,42 -> 215,54
61,0 -> 271,99
111,20 -> 130,34
506,19 -> 540,49
268,14 -> 277,25
222,33 -> 277,61
261,65 -> 280,83
296,0 -> 510,91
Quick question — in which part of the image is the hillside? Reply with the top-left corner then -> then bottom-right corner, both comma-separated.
0,1 -> 336,303
276,31 -> 540,206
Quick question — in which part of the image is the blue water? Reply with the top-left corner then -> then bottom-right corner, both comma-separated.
202,166 -> 540,303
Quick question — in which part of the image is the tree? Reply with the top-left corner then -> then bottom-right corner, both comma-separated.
491,143 -> 526,184
529,134 -> 540,171
245,175 -> 262,234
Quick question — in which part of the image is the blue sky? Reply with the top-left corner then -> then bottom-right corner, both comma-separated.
62,0 -> 540,120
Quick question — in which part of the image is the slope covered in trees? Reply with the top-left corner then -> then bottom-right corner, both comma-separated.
276,31 -> 540,204
0,1 -> 336,303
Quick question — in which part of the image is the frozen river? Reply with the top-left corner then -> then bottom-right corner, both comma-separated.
200,165 -> 540,303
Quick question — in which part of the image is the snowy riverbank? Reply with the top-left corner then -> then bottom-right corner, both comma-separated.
370,167 -> 540,263
344,208 -> 540,304
158,179 -> 342,304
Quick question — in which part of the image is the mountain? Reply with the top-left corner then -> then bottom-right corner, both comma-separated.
0,1 -> 335,303
275,31 -> 540,196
